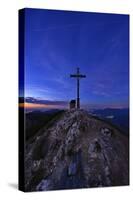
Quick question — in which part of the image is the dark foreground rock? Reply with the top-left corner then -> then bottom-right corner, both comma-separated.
25,109 -> 129,191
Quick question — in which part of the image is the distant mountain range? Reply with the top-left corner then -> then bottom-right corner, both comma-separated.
19,97 -> 129,135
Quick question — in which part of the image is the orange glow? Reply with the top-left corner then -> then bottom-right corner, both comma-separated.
19,102 -> 64,109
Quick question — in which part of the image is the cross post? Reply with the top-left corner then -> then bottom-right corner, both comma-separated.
70,67 -> 86,109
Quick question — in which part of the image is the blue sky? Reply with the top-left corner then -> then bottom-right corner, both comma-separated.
23,8 -> 129,109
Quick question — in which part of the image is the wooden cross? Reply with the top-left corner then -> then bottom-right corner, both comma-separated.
70,67 -> 86,109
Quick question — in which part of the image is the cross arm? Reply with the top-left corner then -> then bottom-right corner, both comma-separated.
79,75 -> 86,78
70,74 -> 86,78
70,74 -> 78,78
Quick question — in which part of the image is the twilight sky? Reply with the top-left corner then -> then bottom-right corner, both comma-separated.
22,8 -> 129,109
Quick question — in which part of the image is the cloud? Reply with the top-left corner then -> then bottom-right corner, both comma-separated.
25,97 -> 68,106
92,90 -> 111,97
33,24 -> 81,33
106,115 -> 114,119
19,97 -> 68,110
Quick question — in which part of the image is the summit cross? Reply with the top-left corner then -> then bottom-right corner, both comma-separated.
70,67 -> 86,109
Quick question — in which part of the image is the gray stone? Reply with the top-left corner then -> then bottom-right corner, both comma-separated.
101,127 -> 112,136
36,179 -> 51,191
68,162 -> 77,176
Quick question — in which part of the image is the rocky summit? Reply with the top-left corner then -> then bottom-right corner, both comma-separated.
25,109 -> 129,191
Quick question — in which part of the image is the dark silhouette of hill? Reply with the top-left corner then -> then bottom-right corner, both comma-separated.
26,110 -> 65,141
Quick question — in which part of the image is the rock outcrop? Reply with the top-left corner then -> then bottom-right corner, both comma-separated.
25,109 -> 129,191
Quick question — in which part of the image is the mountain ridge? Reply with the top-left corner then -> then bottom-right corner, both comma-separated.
25,109 -> 129,191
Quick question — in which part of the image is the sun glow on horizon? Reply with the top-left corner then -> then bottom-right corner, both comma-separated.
19,102 -> 67,109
